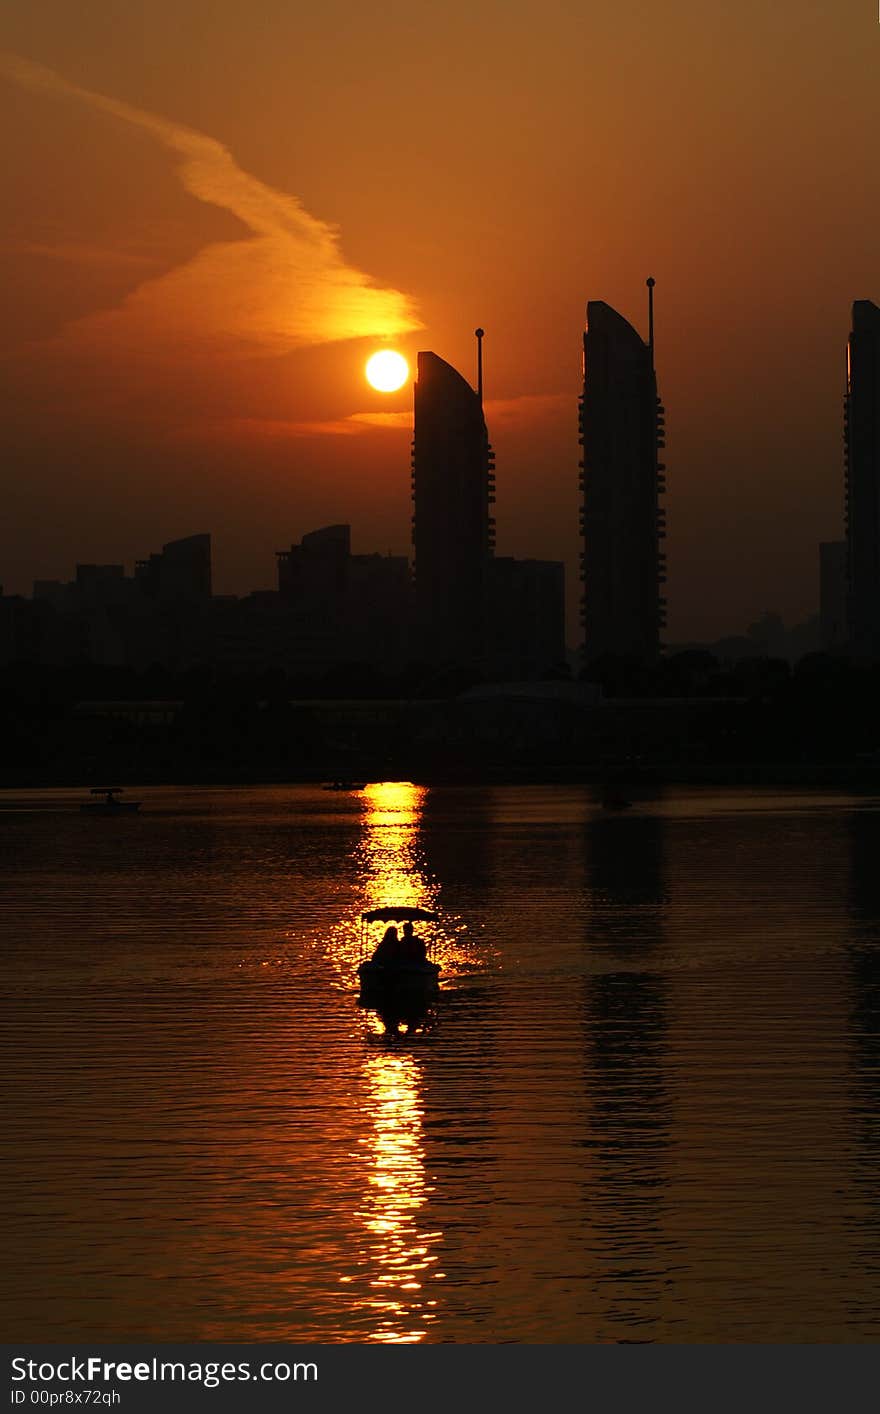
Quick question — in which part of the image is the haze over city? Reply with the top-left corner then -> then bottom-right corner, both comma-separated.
2,1 -> 880,642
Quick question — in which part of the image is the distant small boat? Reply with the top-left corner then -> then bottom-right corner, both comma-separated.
602,795 -> 632,811
323,781 -> 367,792
80,787 -> 142,814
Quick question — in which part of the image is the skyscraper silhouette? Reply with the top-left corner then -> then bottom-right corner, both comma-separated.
844,300 -> 880,657
411,350 -> 495,666
579,288 -> 666,664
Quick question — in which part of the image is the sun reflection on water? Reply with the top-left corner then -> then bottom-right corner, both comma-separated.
354,1049 -> 442,1342
324,782 -> 436,983
323,781 -> 472,991
345,783 -> 443,1340
359,781 -> 433,911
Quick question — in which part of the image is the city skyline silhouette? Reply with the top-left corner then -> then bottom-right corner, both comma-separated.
3,6 -> 880,646
6,292 -> 873,674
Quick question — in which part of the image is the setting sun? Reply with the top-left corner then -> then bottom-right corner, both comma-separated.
366,349 -> 409,393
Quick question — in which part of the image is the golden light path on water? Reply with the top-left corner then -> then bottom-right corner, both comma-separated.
359,781 -> 433,913
348,782 -> 444,1343
354,1049 -> 443,1343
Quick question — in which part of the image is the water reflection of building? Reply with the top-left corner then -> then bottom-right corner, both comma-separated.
417,787 -> 495,908
415,785 -> 500,1223
587,811 -> 669,925
580,811 -> 671,1337
846,809 -> 880,1217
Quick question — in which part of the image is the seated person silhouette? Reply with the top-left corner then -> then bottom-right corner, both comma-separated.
371,925 -> 401,965
399,920 -> 427,964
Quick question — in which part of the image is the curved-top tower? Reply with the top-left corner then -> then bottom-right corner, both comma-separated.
579,292 -> 666,664
412,351 -> 495,666
845,299 -> 880,657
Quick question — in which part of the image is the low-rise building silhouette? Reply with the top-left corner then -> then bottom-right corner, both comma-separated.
28,536 -> 213,670
487,557 -> 566,679
135,533 -> 212,603
10,387 -> 567,684
275,523 -> 411,669
819,540 -> 847,652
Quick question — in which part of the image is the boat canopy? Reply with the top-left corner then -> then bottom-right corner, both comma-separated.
361,906 -> 439,923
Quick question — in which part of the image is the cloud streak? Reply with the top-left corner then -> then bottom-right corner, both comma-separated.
7,239 -> 163,270
226,394 -> 572,441
0,52 -> 422,358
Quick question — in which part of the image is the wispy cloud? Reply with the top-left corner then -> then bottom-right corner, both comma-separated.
210,416 -> 383,442
233,394 -> 571,441
7,240 -> 163,270
483,393 -> 571,422
0,52 -> 422,358
349,410 -> 413,430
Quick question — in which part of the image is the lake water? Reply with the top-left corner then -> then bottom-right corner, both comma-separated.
2,783 -> 880,1343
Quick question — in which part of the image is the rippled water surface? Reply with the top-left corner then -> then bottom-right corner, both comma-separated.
3,783 -> 880,1342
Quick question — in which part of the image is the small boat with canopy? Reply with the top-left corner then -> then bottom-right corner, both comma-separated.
79,787 -> 142,814
357,905 -> 441,1008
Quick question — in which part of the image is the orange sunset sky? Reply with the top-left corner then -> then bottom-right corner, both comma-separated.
2,1 -> 880,642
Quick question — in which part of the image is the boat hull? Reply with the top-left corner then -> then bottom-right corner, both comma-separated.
357,960 -> 441,1007
80,802 -> 141,813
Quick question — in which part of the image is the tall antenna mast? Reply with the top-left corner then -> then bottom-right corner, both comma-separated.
646,278 -> 655,364
475,327 -> 485,405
